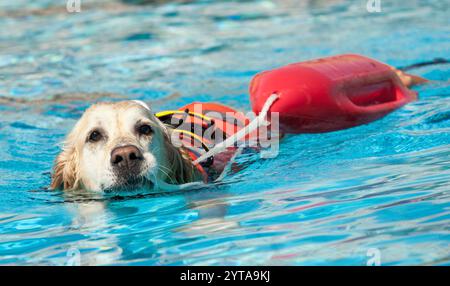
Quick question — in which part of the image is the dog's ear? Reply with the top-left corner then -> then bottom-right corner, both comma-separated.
163,134 -> 200,185
50,146 -> 79,190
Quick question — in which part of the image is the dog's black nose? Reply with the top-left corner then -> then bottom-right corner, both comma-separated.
110,145 -> 143,171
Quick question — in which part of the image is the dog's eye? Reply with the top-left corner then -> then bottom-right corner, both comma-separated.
138,124 -> 153,136
88,130 -> 102,142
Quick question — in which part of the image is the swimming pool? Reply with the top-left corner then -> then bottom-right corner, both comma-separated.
0,0 -> 449,265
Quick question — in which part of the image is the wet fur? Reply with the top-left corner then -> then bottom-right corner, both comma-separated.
51,101 -> 202,191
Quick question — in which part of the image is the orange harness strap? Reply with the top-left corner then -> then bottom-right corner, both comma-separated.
156,102 -> 250,182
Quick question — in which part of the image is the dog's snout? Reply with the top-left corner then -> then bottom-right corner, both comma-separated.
111,145 -> 143,170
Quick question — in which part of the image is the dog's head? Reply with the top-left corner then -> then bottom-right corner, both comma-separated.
51,100 -> 197,192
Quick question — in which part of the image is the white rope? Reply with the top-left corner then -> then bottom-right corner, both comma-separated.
214,146 -> 244,182
151,176 -> 206,193
193,93 -> 279,165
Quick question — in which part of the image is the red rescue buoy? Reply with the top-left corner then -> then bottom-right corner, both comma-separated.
249,54 -> 417,134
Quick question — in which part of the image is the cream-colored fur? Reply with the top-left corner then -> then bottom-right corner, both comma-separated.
51,101 -> 201,192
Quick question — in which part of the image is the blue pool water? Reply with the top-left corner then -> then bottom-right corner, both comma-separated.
0,0 -> 449,265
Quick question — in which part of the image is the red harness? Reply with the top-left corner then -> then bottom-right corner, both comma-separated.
156,102 -> 255,182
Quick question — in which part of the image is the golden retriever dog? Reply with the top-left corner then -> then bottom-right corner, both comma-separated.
50,101 -> 203,192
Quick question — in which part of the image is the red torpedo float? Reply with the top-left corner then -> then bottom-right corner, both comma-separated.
249,54 -> 417,134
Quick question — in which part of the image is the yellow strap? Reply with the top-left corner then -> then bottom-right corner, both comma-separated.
172,129 -> 210,151
157,110 -> 214,155
155,110 -> 212,122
